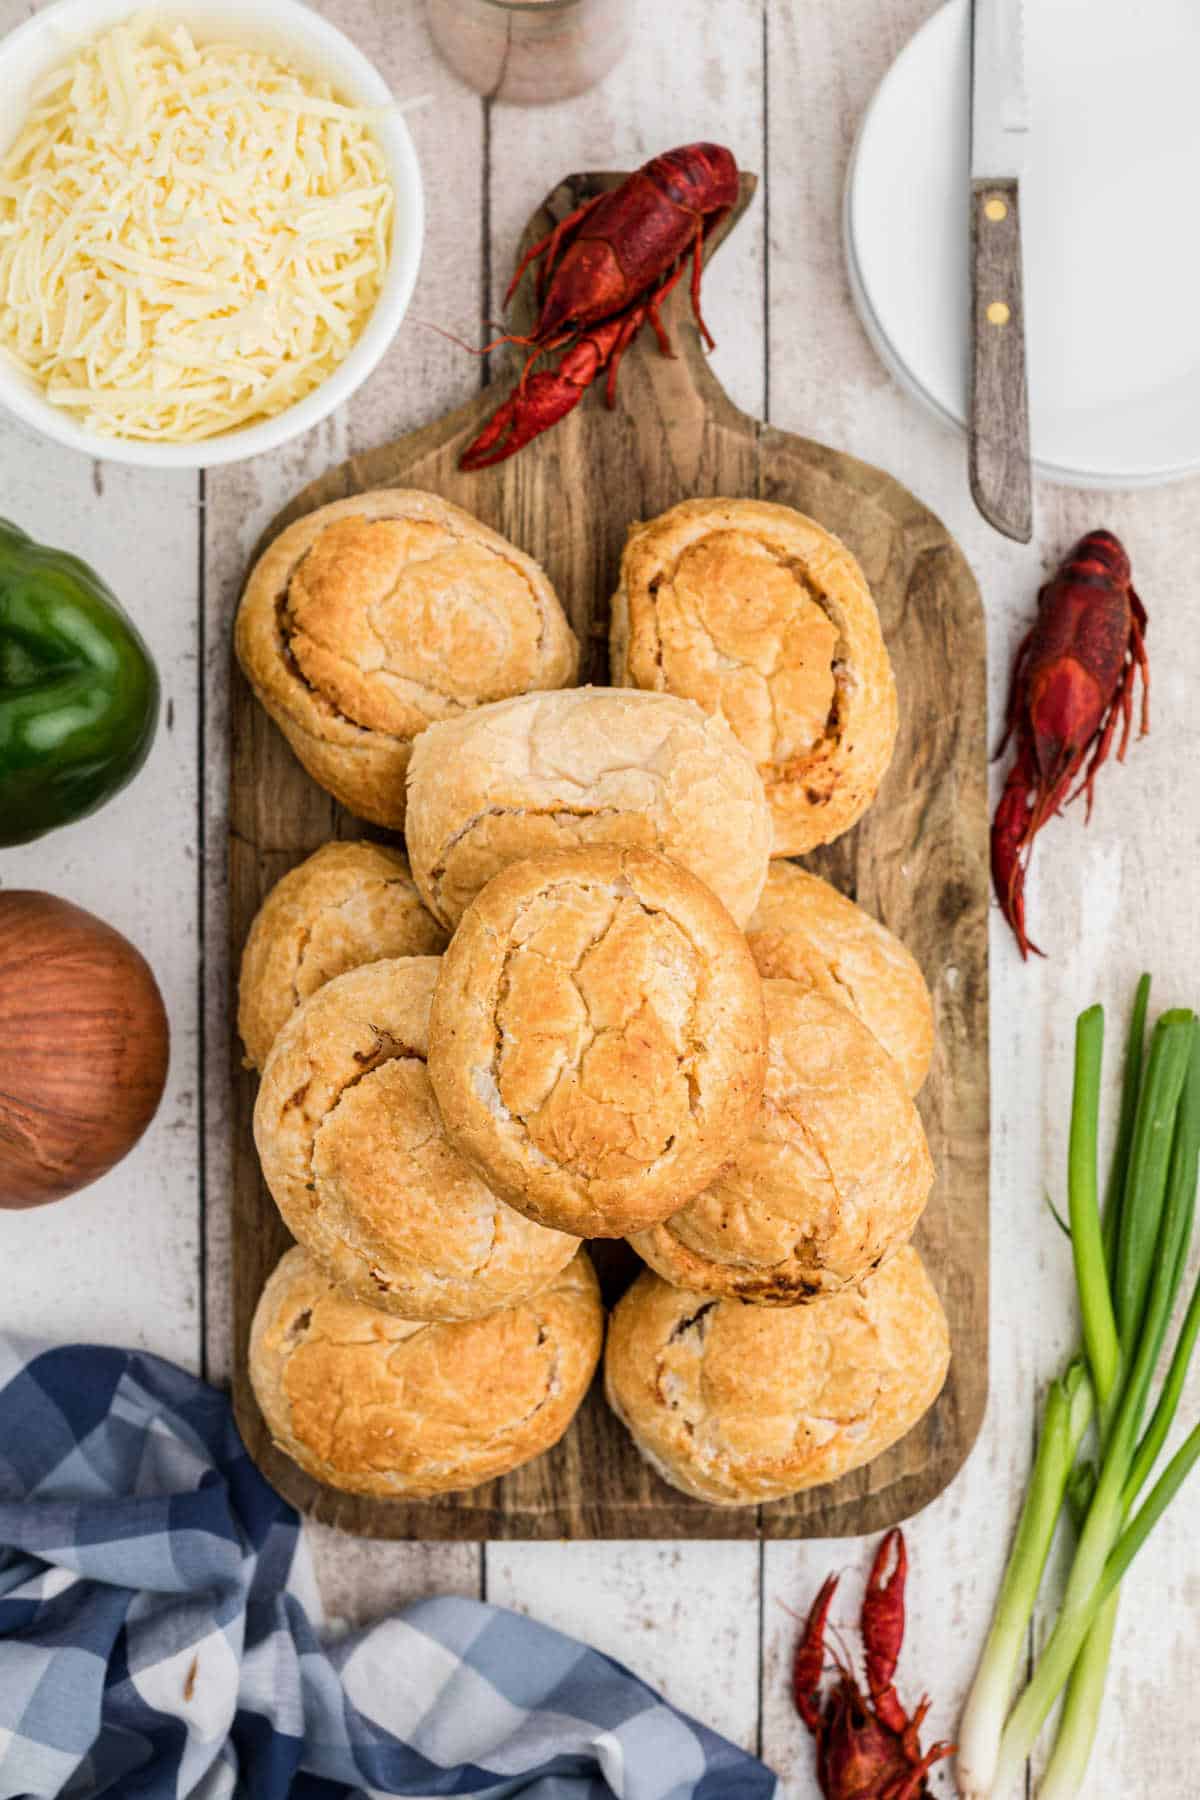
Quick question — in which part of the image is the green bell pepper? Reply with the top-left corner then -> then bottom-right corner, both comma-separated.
0,519 -> 159,847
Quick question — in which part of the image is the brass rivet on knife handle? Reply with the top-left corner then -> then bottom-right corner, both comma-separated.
969,177 -> 1032,543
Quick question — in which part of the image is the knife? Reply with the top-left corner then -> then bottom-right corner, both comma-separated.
969,0 -> 1032,541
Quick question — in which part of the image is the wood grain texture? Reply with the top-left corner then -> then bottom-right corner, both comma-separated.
8,0 -> 1199,1783
0,438 -> 202,1362
227,169 -> 989,1541
198,0 -> 490,1612
970,178 -> 1032,543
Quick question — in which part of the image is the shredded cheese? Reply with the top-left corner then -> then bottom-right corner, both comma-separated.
0,14 -> 395,442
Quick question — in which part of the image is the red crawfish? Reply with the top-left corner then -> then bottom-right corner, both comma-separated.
792,1530 -> 954,1800
991,529 -> 1149,958
459,142 -> 739,470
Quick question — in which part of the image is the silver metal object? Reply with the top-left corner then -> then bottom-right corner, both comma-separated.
970,0 -> 1030,182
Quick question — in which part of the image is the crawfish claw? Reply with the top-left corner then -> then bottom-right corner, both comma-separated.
862,1528 -> 908,1734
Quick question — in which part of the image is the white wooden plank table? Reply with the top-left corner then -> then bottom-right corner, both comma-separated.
2,2 -> 1197,1793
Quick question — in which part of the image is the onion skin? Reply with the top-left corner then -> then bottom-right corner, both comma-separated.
0,891 -> 169,1208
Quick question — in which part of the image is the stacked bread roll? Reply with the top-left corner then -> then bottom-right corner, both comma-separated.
236,489 -> 950,1507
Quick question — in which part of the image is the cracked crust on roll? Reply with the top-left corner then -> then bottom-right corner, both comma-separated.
405,687 -> 771,930
238,841 -> 447,1072
745,863 -> 933,1095
254,957 -> 578,1321
235,489 -> 579,829
427,847 -> 768,1238
605,1249 -> 949,1505
629,980 -> 932,1304
610,497 -> 897,856
250,1245 -> 603,1498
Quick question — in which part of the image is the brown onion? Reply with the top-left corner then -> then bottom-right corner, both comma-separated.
0,891 -> 169,1208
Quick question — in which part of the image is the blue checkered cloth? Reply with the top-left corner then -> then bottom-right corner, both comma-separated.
0,1337 -> 775,1800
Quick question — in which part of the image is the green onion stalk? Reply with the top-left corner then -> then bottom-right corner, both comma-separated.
958,982 -> 1200,1799
1037,980 -> 1153,1800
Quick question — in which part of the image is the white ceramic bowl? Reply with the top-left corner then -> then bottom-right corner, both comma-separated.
0,0 -> 424,469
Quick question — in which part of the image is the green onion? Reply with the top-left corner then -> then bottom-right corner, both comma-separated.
1104,1412 -> 1200,1602
1001,1407 -> 1200,1764
1068,1008 -> 1119,1411
1126,1260 -> 1200,1502
1033,1016 -> 1200,1800
958,987 -> 1200,1799
1101,973 -> 1150,1273
955,1362 -> 1093,1797
1111,1013 -> 1192,1347
1037,1595 -> 1119,1800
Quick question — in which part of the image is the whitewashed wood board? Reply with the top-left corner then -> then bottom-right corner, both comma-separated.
1,0 -> 1198,1791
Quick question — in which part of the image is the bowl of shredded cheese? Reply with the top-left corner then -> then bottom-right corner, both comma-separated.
0,0 -> 423,465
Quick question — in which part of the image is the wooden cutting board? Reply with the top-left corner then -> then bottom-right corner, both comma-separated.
229,171 -> 989,1540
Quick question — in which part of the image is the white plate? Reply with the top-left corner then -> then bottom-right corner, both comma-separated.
845,0 -> 1200,489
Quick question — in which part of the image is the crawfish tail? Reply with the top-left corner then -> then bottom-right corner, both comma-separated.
643,141 -> 740,225
1066,526 -> 1131,589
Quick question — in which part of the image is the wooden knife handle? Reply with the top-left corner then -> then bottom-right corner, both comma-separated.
969,178 -> 1032,542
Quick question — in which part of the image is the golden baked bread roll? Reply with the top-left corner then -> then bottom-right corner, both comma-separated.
610,497 -> 897,856
236,490 -> 579,829
605,1249 -> 949,1505
250,1245 -> 603,1498
428,848 -> 768,1238
238,841 -> 447,1072
745,863 -> 933,1095
254,957 -> 577,1320
405,687 -> 770,930
629,979 -> 932,1303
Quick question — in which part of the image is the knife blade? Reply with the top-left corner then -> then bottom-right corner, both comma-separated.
969,0 -> 1032,541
